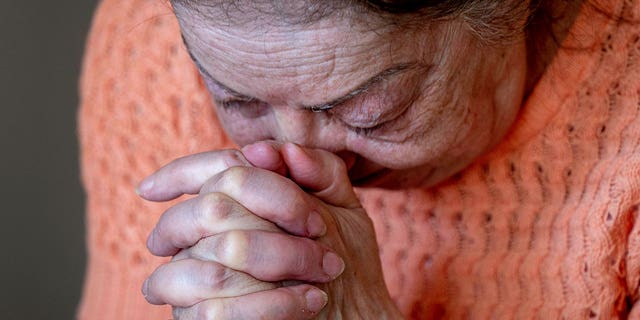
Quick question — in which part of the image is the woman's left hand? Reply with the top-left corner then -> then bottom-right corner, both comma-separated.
139,142 -> 402,319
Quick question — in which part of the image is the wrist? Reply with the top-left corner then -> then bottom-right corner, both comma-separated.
319,273 -> 404,319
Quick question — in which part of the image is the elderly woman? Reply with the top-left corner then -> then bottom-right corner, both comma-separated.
77,0 -> 640,319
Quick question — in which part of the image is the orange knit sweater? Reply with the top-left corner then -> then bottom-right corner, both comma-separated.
77,0 -> 640,318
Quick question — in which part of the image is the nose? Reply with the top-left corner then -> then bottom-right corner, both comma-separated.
270,106 -> 346,151
272,106 -> 318,146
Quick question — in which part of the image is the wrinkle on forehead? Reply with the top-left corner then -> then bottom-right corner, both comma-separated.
179,13 -> 401,106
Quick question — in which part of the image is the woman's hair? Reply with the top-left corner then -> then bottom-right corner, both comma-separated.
364,0 -> 522,16
172,0 -> 539,43
363,0 -> 538,42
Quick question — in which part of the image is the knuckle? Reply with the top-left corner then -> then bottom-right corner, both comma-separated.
221,149 -> 249,168
184,242 -> 208,261
195,192 -> 235,228
220,166 -> 251,188
214,230 -> 250,268
201,166 -> 251,194
278,191 -> 309,225
196,300 -> 226,320
278,207 -> 298,226
199,262 -> 232,292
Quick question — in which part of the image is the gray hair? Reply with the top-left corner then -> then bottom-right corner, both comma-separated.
172,0 -> 539,44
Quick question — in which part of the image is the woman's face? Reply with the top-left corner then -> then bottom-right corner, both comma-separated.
174,5 -> 528,188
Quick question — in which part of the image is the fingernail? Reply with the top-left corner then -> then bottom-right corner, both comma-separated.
141,278 -> 149,298
146,230 -> 156,252
322,252 -> 345,279
306,211 -> 327,237
286,142 -> 310,159
136,176 -> 154,196
305,289 -> 328,313
240,141 -> 265,154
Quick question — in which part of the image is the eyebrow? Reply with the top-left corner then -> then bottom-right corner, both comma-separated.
304,63 -> 414,112
183,37 -> 415,110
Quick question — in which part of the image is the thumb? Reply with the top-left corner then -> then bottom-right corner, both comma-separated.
280,143 -> 360,209
241,141 -> 289,176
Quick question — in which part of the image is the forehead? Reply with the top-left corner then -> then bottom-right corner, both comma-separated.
174,4 -> 414,106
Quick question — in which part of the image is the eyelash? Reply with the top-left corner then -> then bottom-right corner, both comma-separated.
219,97 -> 255,109
345,120 -> 390,136
216,97 -> 273,120
350,126 -> 377,136
218,97 -> 395,137
331,104 -> 397,137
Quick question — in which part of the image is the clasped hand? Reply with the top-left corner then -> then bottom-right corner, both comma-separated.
137,142 -> 402,319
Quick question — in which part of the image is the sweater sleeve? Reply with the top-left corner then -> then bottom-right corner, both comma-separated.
76,0 -> 640,319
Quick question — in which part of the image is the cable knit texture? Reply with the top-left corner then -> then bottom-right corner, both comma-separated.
77,0 -> 640,318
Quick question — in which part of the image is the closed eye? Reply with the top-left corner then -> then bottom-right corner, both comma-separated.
216,98 -> 270,118
347,121 -> 390,136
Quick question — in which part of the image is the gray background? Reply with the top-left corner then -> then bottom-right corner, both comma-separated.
1,0 -> 97,318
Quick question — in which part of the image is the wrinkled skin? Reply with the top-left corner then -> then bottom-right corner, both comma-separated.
175,3 -> 527,188
140,142 -> 402,319
141,2 -> 533,319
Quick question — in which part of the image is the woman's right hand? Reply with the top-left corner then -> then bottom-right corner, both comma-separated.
138,147 -> 345,319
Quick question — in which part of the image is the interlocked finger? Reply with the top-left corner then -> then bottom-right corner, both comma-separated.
172,229 -> 345,283
199,166 -> 327,238
137,149 -> 252,202
147,192 -> 280,257
143,258 -> 277,307
172,284 -> 328,320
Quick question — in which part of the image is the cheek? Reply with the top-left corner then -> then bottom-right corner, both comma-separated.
344,119 -> 437,169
